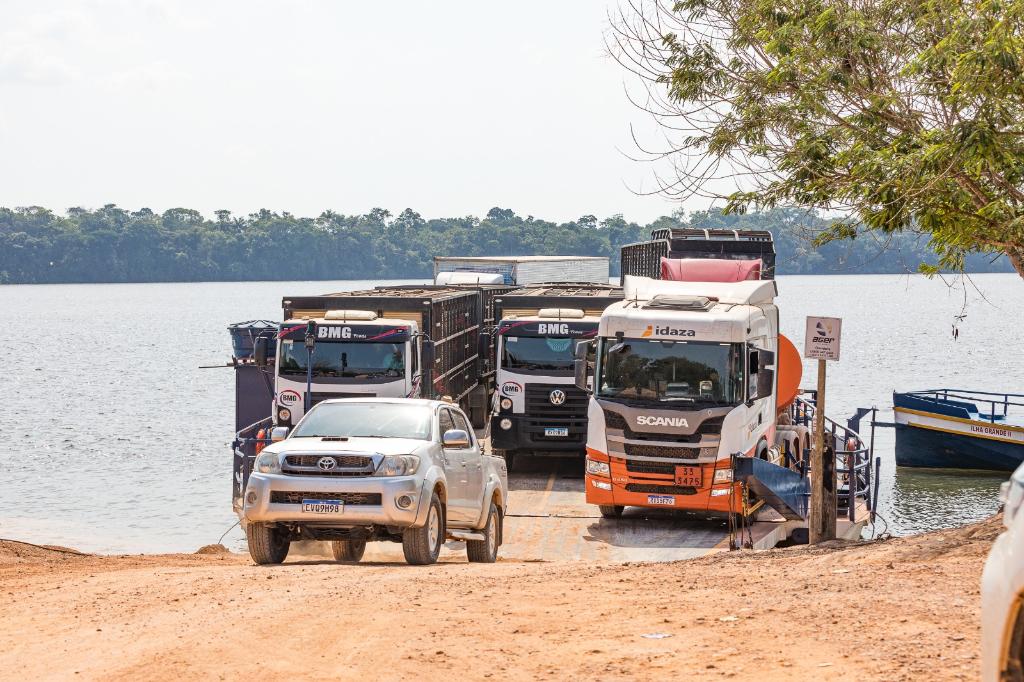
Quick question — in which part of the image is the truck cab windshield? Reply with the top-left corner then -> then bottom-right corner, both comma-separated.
502,336 -> 581,373
597,339 -> 743,405
279,340 -> 405,378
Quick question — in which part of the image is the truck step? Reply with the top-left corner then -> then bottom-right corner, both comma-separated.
447,529 -> 486,542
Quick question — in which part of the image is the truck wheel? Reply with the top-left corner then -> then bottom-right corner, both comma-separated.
599,505 -> 624,519
331,539 -> 366,563
402,493 -> 444,565
246,522 -> 290,565
493,448 -> 515,472
467,502 -> 500,563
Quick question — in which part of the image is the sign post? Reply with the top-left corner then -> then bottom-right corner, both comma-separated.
804,316 -> 842,544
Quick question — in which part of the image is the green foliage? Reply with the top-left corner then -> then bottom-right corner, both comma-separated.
615,0 -> 1024,276
0,204 -> 1010,284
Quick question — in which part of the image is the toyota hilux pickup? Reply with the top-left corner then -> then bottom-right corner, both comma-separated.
240,398 -> 508,565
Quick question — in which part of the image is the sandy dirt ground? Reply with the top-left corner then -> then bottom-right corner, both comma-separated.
0,515 -> 1000,682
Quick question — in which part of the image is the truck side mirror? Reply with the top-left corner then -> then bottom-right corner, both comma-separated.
574,341 -> 591,393
477,331 -> 491,360
254,337 -> 269,368
756,368 -> 775,400
757,349 -> 776,368
421,339 -> 436,369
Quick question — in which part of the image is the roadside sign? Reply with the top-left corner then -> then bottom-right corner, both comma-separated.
804,316 -> 842,361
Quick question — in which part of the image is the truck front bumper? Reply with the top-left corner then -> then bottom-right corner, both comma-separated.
490,414 -> 587,453
242,472 -> 429,528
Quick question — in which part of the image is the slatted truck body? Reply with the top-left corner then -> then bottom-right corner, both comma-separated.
273,286 -> 490,428
490,284 -> 623,464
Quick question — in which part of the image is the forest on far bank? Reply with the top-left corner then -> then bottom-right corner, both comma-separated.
0,204 -> 1012,284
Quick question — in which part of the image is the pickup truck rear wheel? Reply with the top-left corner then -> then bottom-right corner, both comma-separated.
402,493 -> 444,565
246,522 -> 290,565
331,539 -> 366,563
599,505 -> 624,519
467,502 -> 500,563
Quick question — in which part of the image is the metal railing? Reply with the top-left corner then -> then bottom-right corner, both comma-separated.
791,393 -> 875,523
232,416 -> 273,512
905,388 -> 1024,424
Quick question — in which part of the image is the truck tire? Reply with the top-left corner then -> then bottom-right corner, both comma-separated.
402,493 -> 444,565
331,539 -> 366,563
493,448 -> 515,472
599,505 -> 624,519
467,502 -> 500,563
246,522 -> 290,565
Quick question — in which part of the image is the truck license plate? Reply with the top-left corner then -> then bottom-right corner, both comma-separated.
674,466 -> 703,487
301,499 -> 342,514
544,427 -> 569,437
647,494 -> 675,506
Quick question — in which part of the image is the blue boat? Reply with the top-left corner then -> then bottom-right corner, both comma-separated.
893,389 -> 1024,471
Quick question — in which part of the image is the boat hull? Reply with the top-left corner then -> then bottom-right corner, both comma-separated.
894,422 -> 1024,471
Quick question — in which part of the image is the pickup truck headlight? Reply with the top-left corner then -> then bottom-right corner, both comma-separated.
255,452 -> 281,474
586,458 -> 610,477
375,455 -> 420,477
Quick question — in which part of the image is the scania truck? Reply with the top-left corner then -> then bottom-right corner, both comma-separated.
258,286 -> 498,429
489,284 -> 622,467
577,229 -> 791,519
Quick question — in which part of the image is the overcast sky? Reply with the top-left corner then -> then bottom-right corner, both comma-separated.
0,1 -> 711,224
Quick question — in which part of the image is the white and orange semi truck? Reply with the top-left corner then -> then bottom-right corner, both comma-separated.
573,229 -> 802,520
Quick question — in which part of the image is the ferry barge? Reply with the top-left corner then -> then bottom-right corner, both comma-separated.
893,389 -> 1024,471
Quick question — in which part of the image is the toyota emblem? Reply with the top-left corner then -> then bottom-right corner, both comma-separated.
317,456 -> 337,471
549,389 -> 566,406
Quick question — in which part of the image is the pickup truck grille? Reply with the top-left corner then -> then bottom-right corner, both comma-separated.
282,454 -> 376,477
270,491 -> 382,505
624,483 -> 697,495
624,443 -> 700,460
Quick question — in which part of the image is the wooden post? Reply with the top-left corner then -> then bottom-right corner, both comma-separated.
810,358 -> 836,543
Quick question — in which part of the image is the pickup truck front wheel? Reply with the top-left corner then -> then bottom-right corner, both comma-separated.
467,502 -> 500,563
246,522 -> 290,565
402,493 -> 444,565
331,539 -> 366,563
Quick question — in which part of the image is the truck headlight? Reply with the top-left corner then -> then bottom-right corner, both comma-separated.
500,418 -> 512,430
278,408 -> 291,423
375,455 -> 420,477
255,453 -> 281,474
713,469 -> 733,484
500,398 -> 513,411
586,459 -> 610,477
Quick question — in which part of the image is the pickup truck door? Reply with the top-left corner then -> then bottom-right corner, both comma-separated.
439,408 -> 471,523
451,409 -> 484,515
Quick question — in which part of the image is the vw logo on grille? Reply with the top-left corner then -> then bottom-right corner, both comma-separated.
549,389 -> 567,406
317,456 -> 337,471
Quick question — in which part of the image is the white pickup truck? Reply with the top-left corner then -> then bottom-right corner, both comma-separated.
240,398 -> 508,565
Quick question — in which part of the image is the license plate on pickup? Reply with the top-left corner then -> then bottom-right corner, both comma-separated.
647,494 -> 675,506
301,499 -> 342,514
674,466 -> 703,487
544,427 -> 569,437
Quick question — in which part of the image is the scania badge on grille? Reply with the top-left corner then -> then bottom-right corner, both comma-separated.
549,389 -> 566,406
317,456 -> 337,471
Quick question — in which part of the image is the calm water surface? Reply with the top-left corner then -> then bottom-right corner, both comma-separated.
0,274 -> 1020,552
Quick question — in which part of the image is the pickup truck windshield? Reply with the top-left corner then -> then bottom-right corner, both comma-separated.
597,338 -> 743,405
502,336 -> 587,373
279,340 -> 404,378
292,402 -> 432,440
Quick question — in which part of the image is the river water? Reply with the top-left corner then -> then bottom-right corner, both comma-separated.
1,274 -> 1020,553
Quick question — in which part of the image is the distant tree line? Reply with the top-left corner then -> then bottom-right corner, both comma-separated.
0,204 -> 1011,284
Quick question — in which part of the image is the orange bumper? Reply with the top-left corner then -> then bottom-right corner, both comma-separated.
585,447 -> 742,514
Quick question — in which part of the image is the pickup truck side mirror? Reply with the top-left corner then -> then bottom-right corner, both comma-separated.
270,426 -> 289,442
442,429 -> 470,448
574,340 -> 591,393
254,337 -> 269,368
